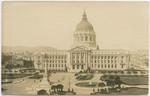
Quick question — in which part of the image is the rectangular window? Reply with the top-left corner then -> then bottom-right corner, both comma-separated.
115,65 -> 117,68
98,64 -> 100,68
77,65 -> 79,69
111,60 -> 113,63
105,64 -> 106,68
108,64 -> 110,68
81,65 -> 84,69
101,64 -> 103,68
95,60 -> 97,63
111,64 -> 113,68
72,65 -> 75,69
95,64 -> 97,67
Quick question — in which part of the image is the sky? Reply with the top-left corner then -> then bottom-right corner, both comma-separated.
2,1 -> 149,50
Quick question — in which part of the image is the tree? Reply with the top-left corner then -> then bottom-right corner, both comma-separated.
57,84 -> 64,92
5,64 -> 14,69
109,75 -> 114,79
132,71 -> 138,74
16,64 -> 20,68
93,88 -> 95,92
51,85 -> 57,93
37,89 -> 48,95
127,71 -> 131,74
98,83 -> 105,89
115,76 -> 122,88
8,74 -> 13,79
87,67 -> 91,73
106,80 -> 115,86
72,89 -> 74,92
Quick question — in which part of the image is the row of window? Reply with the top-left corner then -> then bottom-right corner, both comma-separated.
72,65 -> 84,69
43,60 -> 67,63
38,56 -> 67,59
43,64 -> 66,67
92,52 -> 117,54
91,56 -> 118,59
91,64 -> 118,68
91,60 -> 117,63
72,60 -> 84,63
75,35 -> 95,42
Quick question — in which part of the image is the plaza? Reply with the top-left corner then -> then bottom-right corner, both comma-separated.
2,72 -> 148,95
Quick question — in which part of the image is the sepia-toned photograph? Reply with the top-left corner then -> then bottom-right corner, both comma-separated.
1,1 -> 149,95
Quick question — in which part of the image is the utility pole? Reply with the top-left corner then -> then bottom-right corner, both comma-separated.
69,77 -> 70,90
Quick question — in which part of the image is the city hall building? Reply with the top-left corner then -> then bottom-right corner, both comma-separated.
34,11 -> 131,72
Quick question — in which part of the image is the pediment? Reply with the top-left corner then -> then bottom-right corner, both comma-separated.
69,46 -> 88,52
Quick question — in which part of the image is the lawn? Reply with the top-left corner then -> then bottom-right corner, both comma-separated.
2,74 -> 31,79
110,87 -> 148,95
120,75 -> 148,85
90,87 -> 148,95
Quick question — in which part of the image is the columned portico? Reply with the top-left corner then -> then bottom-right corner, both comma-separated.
69,46 -> 90,72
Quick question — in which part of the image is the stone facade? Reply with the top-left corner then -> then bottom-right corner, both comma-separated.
34,11 -> 131,72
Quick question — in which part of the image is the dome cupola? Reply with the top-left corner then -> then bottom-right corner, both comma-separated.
72,11 -> 98,50
76,11 -> 94,32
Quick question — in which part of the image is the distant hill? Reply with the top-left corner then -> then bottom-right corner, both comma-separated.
2,46 -> 58,53
130,49 -> 149,55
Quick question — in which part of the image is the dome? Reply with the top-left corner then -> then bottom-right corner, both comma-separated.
76,11 -> 94,32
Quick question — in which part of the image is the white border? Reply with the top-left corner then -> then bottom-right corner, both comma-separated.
0,0 -> 149,96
